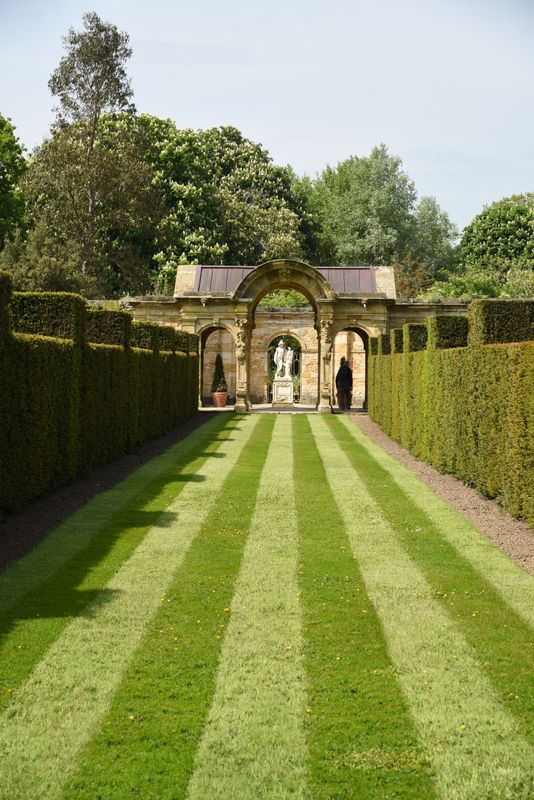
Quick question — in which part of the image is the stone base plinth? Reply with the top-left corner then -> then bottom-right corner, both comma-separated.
272,378 -> 293,406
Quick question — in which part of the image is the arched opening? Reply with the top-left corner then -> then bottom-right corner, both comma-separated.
332,327 -> 369,411
200,326 -> 236,406
267,334 -> 302,403
249,286 -> 318,407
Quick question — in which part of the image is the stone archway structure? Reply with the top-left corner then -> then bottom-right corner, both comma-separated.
124,259 -> 467,412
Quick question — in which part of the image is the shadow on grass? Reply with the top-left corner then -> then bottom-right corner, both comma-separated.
0,414 -> 238,647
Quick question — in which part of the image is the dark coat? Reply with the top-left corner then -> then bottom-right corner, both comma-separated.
336,363 -> 353,390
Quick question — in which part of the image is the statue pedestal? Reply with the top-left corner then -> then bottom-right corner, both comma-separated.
272,377 -> 293,406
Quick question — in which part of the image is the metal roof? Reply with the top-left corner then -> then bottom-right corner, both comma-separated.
192,265 -> 378,295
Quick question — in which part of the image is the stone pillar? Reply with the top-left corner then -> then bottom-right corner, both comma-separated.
234,317 -> 251,412
317,315 -> 333,413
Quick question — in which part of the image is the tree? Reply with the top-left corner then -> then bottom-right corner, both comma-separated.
310,145 -> 417,265
130,119 -> 305,290
0,114 -> 26,250
49,11 -> 134,134
308,145 -> 458,276
459,194 -> 534,273
2,14 -> 170,296
9,116 -> 167,296
422,193 -> 534,300
411,195 -> 459,280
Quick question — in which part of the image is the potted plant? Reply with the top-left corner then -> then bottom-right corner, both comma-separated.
211,353 -> 229,407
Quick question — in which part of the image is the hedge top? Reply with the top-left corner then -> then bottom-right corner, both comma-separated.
11,292 -> 86,345
86,309 -> 132,349
468,299 -> 534,346
2,286 -> 198,354
427,315 -> 469,350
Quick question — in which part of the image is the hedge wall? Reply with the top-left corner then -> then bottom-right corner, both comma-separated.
86,309 -> 132,348
0,286 -> 199,518
368,304 -> 533,525
468,299 -> 534,346
11,291 -> 86,345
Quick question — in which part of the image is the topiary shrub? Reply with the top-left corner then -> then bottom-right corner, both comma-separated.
11,291 -> 86,345
468,299 -> 534,346
211,352 -> 228,392
370,337 -> 378,356
86,309 -> 132,348
403,323 -> 427,353
130,320 -> 161,351
427,315 -> 468,349
379,333 -> 391,355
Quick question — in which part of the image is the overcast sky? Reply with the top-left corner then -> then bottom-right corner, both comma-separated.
1,0 -> 533,230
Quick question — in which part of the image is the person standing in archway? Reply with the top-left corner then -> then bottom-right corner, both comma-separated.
336,357 -> 353,411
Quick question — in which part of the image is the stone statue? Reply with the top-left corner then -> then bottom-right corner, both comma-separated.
274,340 -> 286,377
283,346 -> 294,378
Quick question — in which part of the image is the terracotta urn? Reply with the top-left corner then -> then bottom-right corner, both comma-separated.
211,391 -> 229,408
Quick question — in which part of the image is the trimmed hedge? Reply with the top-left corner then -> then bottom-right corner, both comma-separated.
130,320 -> 161,351
391,328 -> 404,353
379,333 -> 391,355
86,309 -> 132,348
403,323 -> 427,353
427,315 -> 468,350
368,308 -> 534,525
0,290 -> 199,518
370,337 -> 378,356
11,291 -> 86,345
468,299 -> 534,346
0,271 -> 12,337
158,325 -> 177,352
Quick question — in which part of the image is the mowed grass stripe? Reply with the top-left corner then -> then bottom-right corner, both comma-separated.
0,415 -> 261,800
187,415 -> 307,800
341,416 -> 534,631
311,416 -> 534,800
0,413 -> 228,616
333,416 -> 534,742
293,415 -> 435,800
0,415 -> 237,711
59,414 -> 275,800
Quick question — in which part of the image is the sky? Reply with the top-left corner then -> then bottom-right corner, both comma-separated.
1,0 -> 533,231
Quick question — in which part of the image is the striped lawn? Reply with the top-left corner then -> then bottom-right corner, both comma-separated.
0,412 -> 234,711
0,414 -> 261,800
1,412 -> 533,800
312,416 -> 534,799
332,416 -> 534,744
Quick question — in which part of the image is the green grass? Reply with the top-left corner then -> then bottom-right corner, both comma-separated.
293,415 -> 435,799
330,416 -> 534,744
59,415 -> 275,800
1,412 -> 534,800
0,412 -> 234,711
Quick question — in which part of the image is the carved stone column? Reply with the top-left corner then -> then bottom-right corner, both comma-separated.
317,314 -> 333,413
234,317 -> 251,412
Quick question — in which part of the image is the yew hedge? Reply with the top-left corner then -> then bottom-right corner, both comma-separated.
0,272 -> 199,518
368,302 -> 534,525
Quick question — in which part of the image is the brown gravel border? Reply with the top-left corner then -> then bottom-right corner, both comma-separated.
349,413 -> 534,575
0,412 -> 218,573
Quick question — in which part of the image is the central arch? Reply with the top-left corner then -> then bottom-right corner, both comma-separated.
234,261 -> 335,409
232,259 -> 336,311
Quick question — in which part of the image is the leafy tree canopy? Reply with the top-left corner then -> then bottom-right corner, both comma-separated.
308,144 -> 458,279
459,193 -> 534,273
0,114 -> 26,250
